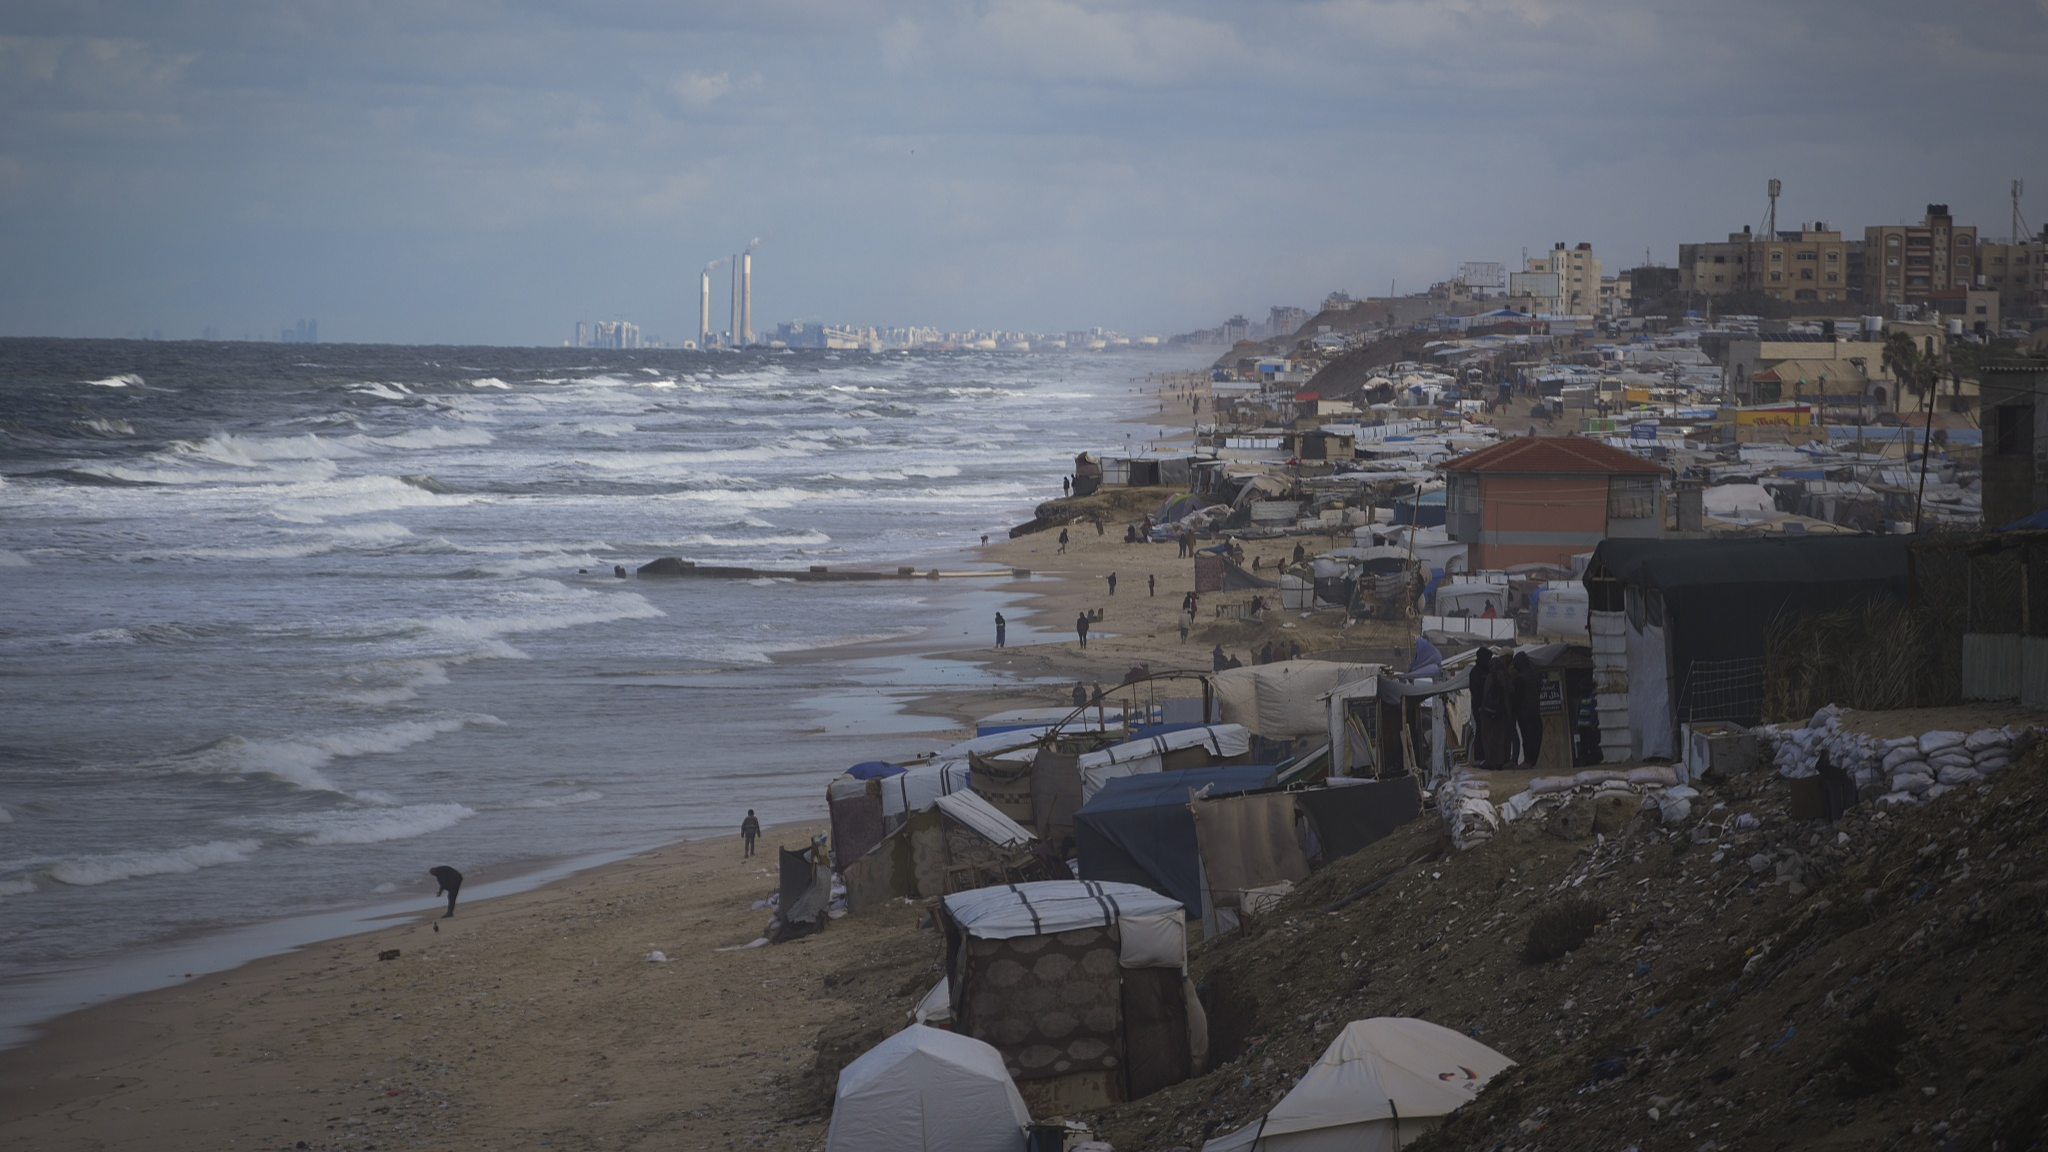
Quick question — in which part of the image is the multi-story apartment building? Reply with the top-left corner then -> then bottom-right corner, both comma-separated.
1975,226 -> 2048,325
1864,204 -> 1979,310
1679,224 -> 1852,303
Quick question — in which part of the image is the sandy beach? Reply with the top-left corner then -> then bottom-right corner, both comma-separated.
0,364 -> 1446,1152
1,367 -> 1276,1151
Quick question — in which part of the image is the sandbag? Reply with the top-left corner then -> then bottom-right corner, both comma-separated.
1919,730 -> 1966,755
1938,764 -> 1984,786
1966,729 -> 2011,753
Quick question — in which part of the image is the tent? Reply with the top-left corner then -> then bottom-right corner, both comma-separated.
1074,765 -> 1279,916
942,880 -> 1205,1108
1212,661 -> 1383,739
1077,723 -> 1252,803
1202,1018 -> 1515,1152
824,1024 -> 1031,1152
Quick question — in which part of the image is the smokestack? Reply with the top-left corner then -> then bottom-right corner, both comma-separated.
740,253 -> 752,346
729,255 -> 741,347
700,270 -> 711,349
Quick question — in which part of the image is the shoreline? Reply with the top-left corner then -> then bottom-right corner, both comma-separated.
0,367 -> 1219,1149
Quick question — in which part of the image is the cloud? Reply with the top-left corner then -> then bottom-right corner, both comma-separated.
670,69 -> 746,108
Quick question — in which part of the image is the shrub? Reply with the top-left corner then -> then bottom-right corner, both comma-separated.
1521,898 -> 1603,964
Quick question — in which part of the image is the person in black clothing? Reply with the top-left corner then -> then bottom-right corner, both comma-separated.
1512,652 -> 1544,766
1106,572 -> 1117,595
1075,612 -> 1089,648
1058,527 -> 1069,553
1211,644 -> 1227,671
429,865 -> 463,918
740,810 -> 761,857
1072,681 -> 1088,708
994,612 -> 1006,648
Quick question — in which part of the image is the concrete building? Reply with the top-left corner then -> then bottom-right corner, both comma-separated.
1722,330 -> 1896,410
1981,359 -> 2048,528
1679,224 -> 1852,304
1443,437 -> 1668,570
1864,204 -> 1980,310
1975,226 -> 2048,326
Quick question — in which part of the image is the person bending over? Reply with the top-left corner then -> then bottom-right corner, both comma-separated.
429,865 -> 463,918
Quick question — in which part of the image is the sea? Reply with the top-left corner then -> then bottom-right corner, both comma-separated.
0,337 -> 1205,1045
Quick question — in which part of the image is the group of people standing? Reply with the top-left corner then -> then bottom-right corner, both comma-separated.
1471,646 -> 1543,769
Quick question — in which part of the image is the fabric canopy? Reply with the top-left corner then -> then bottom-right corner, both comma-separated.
1213,662 -> 1382,739
825,1025 -> 1031,1152
843,760 -> 906,780
1075,765 -> 1278,916
1077,724 -> 1251,802
1203,1017 -> 1514,1152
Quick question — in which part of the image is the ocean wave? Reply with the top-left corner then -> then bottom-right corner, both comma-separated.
348,382 -> 414,400
417,587 -> 664,649
174,715 -> 503,794
269,474 -> 456,524
74,417 -> 136,436
518,790 -> 604,809
668,529 -> 832,548
0,878 -> 36,898
176,431 -> 366,464
0,550 -> 31,568
355,427 -> 496,450
0,803 -> 12,823
47,839 -> 262,886
83,373 -> 144,388
280,803 -> 478,846
468,377 -> 512,389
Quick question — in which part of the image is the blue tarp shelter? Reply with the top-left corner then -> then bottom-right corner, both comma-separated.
1073,765 -> 1277,916
844,761 -> 906,780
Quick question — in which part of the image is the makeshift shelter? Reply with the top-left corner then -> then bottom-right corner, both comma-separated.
1202,1017 -> 1515,1152
1292,777 -> 1423,862
942,880 -> 1205,1110
841,789 -> 1055,910
824,1025 -> 1031,1152
1212,661 -> 1382,739
1077,723 -> 1253,803
827,762 -> 907,868
1074,765 -> 1280,917
776,838 -> 834,941
1583,536 -> 1911,758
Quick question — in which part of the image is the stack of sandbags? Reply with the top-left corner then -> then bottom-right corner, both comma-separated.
1496,765 -> 1682,825
1878,726 -> 2029,805
1754,705 -> 1886,789
1439,772 -> 1499,851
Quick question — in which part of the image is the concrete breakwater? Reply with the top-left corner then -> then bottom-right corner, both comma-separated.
635,557 -> 1025,581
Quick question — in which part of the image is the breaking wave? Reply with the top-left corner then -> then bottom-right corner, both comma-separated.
47,839 -> 262,886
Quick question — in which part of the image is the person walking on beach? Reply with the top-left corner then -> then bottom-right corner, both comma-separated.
1058,527 -> 1069,554
994,612 -> 1006,648
1062,476 -> 1070,497
429,865 -> 463,918
740,810 -> 761,858
1075,612 -> 1090,649
1106,572 -> 1117,596
1147,573 -> 1155,597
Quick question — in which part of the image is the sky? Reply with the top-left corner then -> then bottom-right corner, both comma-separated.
2,0 -> 2045,346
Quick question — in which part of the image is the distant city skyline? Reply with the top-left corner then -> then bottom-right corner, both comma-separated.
2,1 -> 2043,345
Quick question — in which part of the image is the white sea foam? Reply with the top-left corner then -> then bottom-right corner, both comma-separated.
468,377 -> 512,389
181,715 -> 502,794
348,382 -> 414,400
84,373 -> 144,388
47,839 -> 262,886
358,427 -> 496,450
518,790 -> 604,809
180,431 -> 366,464
269,474 -> 456,524
420,589 -> 664,646
281,803 -> 478,846
672,530 -> 832,549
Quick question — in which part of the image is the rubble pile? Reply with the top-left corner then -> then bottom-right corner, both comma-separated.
1082,739 -> 2048,1152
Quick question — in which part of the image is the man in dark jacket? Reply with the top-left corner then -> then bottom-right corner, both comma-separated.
429,865 -> 463,918
740,810 -> 761,858
1512,652 -> 1544,767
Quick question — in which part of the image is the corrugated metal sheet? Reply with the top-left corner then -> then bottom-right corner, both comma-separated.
1961,633 -> 2021,701
2025,637 -> 2048,710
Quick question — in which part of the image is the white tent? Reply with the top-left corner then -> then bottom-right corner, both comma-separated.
1202,1018 -> 1514,1152
1213,660 -> 1382,739
825,1025 -> 1032,1152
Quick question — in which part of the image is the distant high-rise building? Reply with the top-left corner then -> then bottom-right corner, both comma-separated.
575,321 -> 589,348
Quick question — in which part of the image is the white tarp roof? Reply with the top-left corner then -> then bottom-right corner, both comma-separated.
1077,724 -> 1252,802
825,1025 -> 1031,1152
1212,661 -> 1383,739
1202,1018 -> 1515,1152
943,880 -> 1182,940
933,790 -> 1035,849
877,760 -> 974,819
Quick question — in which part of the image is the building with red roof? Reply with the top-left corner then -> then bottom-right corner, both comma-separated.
1444,436 -> 1669,569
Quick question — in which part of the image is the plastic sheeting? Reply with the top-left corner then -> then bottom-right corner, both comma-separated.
1213,662 -> 1383,739
1077,724 -> 1251,802
943,879 -> 1184,941
879,759 -> 975,819
1201,1017 -> 1515,1152
1293,777 -> 1422,862
1192,791 -> 1311,909
824,1025 -> 1031,1152
1074,765 -> 1278,916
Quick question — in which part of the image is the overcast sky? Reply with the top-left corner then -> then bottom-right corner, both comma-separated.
3,0 -> 2045,345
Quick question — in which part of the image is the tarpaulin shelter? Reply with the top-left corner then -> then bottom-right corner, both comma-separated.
1212,661 -> 1382,739
776,838 -> 833,941
1074,765 -> 1278,916
1292,777 -> 1423,861
1201,1017 -> 1515,1152
942,880 -> 1204,1110
1583,536 -> 1910,758
825,1024 -> 1031,1152
1077,723 -> 1253,803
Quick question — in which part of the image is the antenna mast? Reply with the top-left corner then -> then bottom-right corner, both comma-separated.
2014,179 -> 2029,246
1765,177 -> 1781,238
